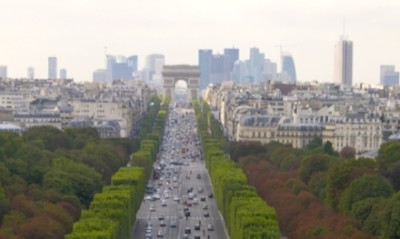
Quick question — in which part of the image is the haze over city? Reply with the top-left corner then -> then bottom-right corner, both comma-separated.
0,0 -> 399,84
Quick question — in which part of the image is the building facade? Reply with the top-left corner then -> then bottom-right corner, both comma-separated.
334,37 -> 353,88
281,53 -> 297,83
380,65 -> 399,86
48,57 -> 57,79
0,66 -> 7,80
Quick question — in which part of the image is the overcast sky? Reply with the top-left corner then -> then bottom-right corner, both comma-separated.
0,0 -> 399,84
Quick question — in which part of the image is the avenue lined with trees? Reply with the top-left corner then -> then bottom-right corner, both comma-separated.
65,96 -> 169,239
193,99 -> 281,239
0,95 -> 169,239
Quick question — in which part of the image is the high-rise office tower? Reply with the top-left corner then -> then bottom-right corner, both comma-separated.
224,48 -> 239,72
249,48 -> 265,84
144,54 -> 164,86
106,55 -> 137,82
209,54 -> 227,85
0,66 -> 7,80
93,69 -> 107,83
334,36 -> 353,88
199,49 -> 212,89
60,69 -> 67,79
27,67 -> 34,80
48,57 -> 58,79
281,53 -> 297,83
264,59 -> 278,81
380,65 -> 399,86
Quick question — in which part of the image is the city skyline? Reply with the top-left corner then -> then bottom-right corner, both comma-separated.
0,0 -> 399,84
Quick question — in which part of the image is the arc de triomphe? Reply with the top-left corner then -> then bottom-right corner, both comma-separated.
162,65 -> 200,100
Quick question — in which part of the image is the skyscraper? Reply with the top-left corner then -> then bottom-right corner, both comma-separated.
48,57 -> 57,79
281,53 -> 297,83
249,48 -> 265,84
27,67 -> 34,80
0,66 -> 7,80
334,36 -> 353,88
60,69 -> 67,79
224,48 -> 239,73
199,49 -> 212,89
105,54 -> 138,82
380,65 -> 399,86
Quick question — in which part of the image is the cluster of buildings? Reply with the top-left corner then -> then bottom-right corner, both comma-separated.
198,47 -> 296,89
92,53 -> 165,91
0,77 -> 152,138
204,79 -> 400,156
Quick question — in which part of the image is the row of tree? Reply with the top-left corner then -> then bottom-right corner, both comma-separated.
193,100 -> 280,239
65,97 -> 169,239
0,125 -> 135,238
231,137 -> 400,238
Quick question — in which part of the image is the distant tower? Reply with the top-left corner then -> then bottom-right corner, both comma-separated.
27,67 -> 34,80
281,53 -> 297,83
60,68 -> 67,79
380,65 -> 399,86
334,36 -> 353,88
0,66 -> 7,80
48,57 -> 58,79
198,49 -> 212,89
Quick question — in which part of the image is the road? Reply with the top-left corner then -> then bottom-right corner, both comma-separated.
131,102 -> 229,239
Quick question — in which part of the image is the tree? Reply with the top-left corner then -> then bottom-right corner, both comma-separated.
383,192 -> 400,239
339,174 -> 394,215
340,146 -> 356,159
377,141 -> 400,170
298,153 -> 333,183
323,141 -> 338,156
0,184 -> 9,223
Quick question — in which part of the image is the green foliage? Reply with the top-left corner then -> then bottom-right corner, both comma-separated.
325,159 -> 376,210
299,153 -> 335,183
338,174 -> 394,215
43,157 -> 102,207
0,184 -> 9,223
304,137 -> 323,153
23,126 -> 72,151
383,192 -> 400,239
323,141 -> 338,156
378,141 -> 400,170
193,99 -> 280,239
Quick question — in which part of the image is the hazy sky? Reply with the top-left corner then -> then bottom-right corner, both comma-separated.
0,0 -> 399,84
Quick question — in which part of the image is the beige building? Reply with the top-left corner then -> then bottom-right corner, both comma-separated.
276,124 -> 324,148
72,100 -> 134,138
323,113 -> 383,154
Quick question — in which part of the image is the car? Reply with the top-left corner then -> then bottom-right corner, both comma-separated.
161,200 -> 167,207
159,214 -> 165,220
197,188 -> 204,193
157,230 -> 164,237
170,219 -> 177,228
204,212 -> 210,217
202,204 -> 208,210
200,197 -> 206,202
194,223 -> 200,230
208,193 -> 214,198
184,227 -> 191,234
181,234 -> 189,239
173,195 -> 180,202
207,224 -> 214,231
196,174 -> 201,179
159,220 -> 166,227
149,204 -> 156,212
194,235 -> 201,239
145,232 -> 152,238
